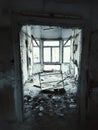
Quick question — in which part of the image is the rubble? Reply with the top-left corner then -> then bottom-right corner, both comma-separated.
39,106 -> 44,111
24,73 -> 78,119
38,112 -> 43,116
24,90 -> 78,119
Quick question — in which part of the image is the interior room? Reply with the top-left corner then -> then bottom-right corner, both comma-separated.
0,1 -> 98,130
19,25 -> 82,128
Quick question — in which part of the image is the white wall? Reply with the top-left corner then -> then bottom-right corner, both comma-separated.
32,64 -> 43,74
61,63 -> 70,74
70,29 -> 82,79
20,25 -> 33,84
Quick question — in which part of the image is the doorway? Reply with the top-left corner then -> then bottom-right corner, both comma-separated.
19,24 -> 82,129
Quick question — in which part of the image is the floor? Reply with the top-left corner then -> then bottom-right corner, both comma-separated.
23,71 -> 79,130
1,72 -> 98,130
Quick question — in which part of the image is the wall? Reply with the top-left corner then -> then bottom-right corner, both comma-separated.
0,27 -> 15,120
61,63 -> 70,74
32,64 -> 43,74
73,29 -> 82,79
20,25 -> 33,84
89,4 -> 98,83
87,4 -> 98,118
0,28 -> 13,71
28,34 -> 33,76
20,27 -> 28,84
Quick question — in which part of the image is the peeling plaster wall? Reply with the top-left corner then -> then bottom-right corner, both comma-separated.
20,26 -> 33,84
73,29 -> 82,79
27,33 -> 33,76
20,25 -> 43,81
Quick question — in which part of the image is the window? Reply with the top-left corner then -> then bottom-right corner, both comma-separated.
44,41 -> 59,46
52,48 -> 59,62
44,48 -> 51,62
44,65 -> 60,71
63,40 -> 70,63
43,41 -> 59,63
33,40 -> 40,63
63,47 -> 70,62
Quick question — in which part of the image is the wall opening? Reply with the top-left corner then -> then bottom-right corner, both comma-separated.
19,24 -> 82,126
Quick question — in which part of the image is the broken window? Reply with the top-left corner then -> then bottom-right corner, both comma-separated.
33,40 -> 40,63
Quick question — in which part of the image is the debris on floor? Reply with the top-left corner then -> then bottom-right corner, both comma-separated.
24,91 -> 78,119
23,72 -> 78,119
24,93 -> 77,117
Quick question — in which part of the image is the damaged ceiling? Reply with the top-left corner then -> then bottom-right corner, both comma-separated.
31,25 -> 74,40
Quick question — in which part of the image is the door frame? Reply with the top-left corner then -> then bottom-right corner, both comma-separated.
12,13 -> 90,123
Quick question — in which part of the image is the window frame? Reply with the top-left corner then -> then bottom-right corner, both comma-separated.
33,40 -> 41,64
63,40 -> 71,63
43,40 -> 60,64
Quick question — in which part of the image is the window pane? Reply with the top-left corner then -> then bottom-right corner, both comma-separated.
44,65 -> 60,71
64,40 -> 71,46
44,41 -> 59,46
52,48 -> 59,62
33,40 -> 39,46
63,47 -> 70,62
44,48 -> 51,62
33,47 -> 40,62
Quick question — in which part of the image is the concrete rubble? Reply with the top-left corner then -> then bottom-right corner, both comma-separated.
24,73 -> 78,119
24,92 -> 78,119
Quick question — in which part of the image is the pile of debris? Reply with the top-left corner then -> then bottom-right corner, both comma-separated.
23,72 -> 78,120
24,90 -> 78,119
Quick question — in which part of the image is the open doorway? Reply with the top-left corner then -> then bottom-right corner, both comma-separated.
20,25 -> 82,128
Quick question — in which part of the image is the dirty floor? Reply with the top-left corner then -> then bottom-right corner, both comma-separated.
23,72 -> 79,130
1,72 -> 98,130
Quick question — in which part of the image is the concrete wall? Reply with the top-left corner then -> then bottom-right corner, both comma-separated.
89,31 -> 98,83
89,4 -> 98,83
0,27 -> 15,120
86,4 -> 98,119
20,27 -> 28,84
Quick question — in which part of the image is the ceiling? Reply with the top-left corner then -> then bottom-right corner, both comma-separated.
31,25 -> 75,40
